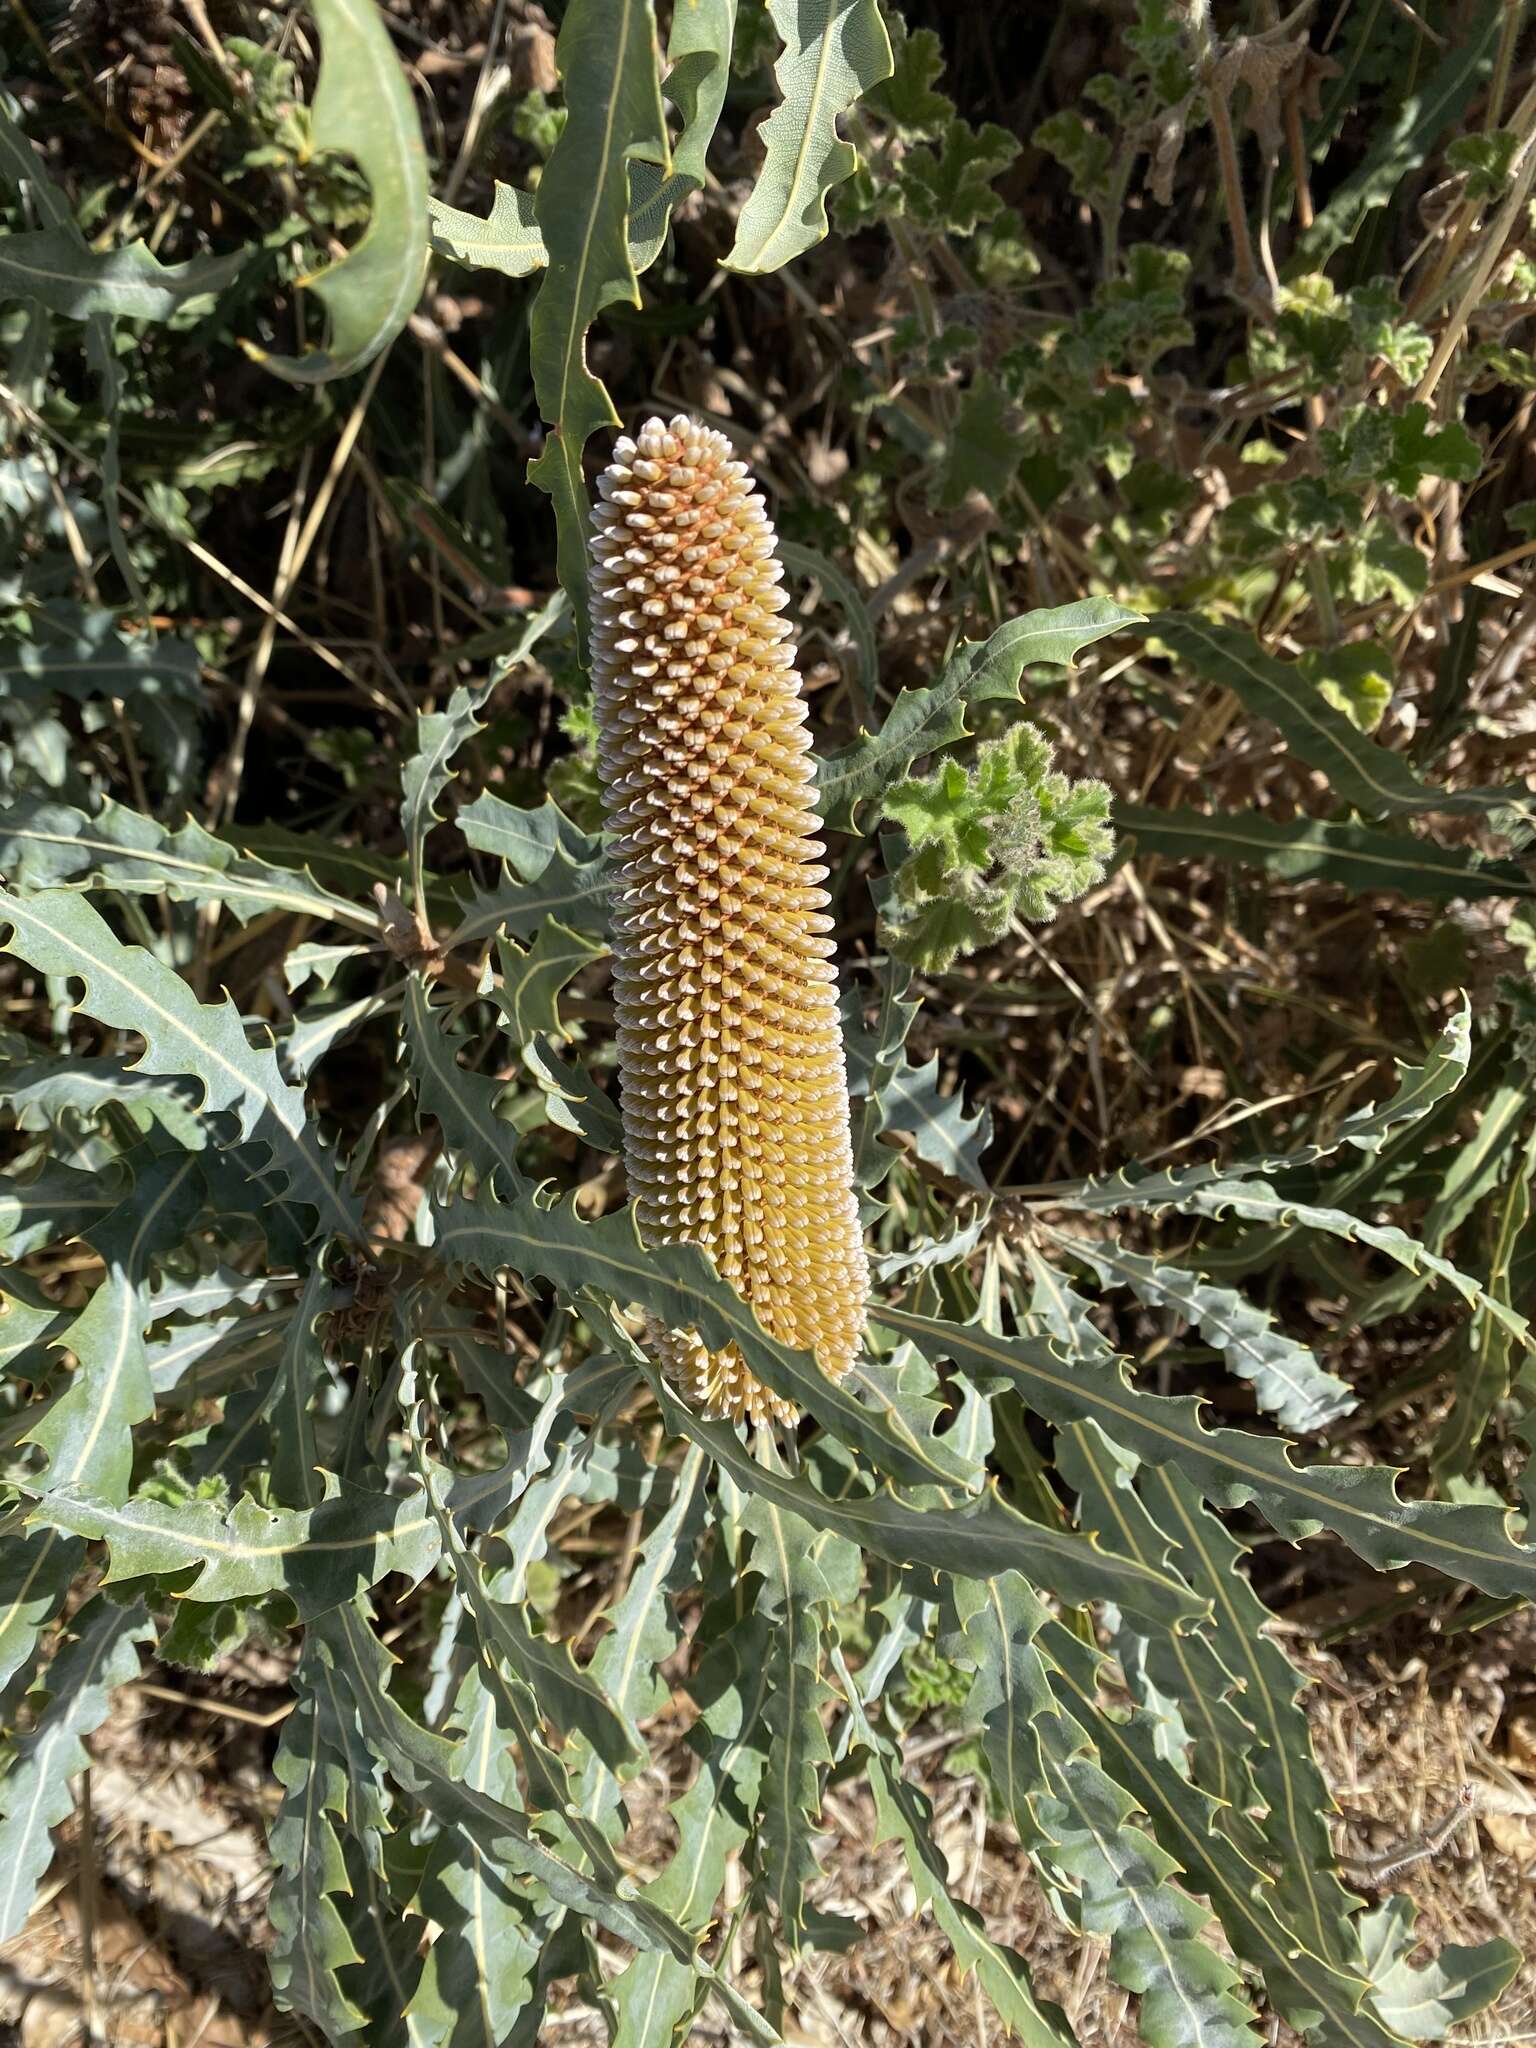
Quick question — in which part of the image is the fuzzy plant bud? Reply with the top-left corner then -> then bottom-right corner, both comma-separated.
588,415 -> 868,1426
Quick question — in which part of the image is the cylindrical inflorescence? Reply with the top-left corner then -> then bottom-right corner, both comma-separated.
588,414 -> 868,1426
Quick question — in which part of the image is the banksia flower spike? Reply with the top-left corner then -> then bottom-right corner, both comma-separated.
589,415 -> 868,1427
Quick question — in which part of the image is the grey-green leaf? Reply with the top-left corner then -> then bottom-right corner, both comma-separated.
724,0 -> 893,275
255,0 -> 429,383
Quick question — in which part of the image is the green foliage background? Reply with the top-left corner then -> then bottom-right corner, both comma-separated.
0,0 -> 1534,2040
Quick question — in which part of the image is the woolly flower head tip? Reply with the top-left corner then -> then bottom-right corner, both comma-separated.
588,415 -> 868,1427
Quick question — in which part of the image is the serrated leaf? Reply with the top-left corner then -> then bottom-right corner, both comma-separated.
406,1666 -> 547,2045
269,1641 -> 371,2038
1038,1618 -> 1396,2046
1122,1174 -> 1529,1348
0,1532 -> 82,1695
1066,1000 -> 1471,1205
879,1303 -> 1536,1607
845,1672 -> 1073,2046
1117,801 -> 1536,902
1133,1463 -> 1371,1978
449,848 -> 610,950
871,1045 -> 992,1190
1063,1425 -> 1370,1985
0,99 -> 141,608
0,1159 -> 117,1258
573,1446 -> 707,1835
596,1303 -> 1196,1626
280,983 -> 403,1086
724,0 -> 892,275
1432,1124 -> 1536,1479
1359,1895 -> 1520,2040
0,1272 -> 68,1375
1050,1233 -> 1355,1432
1156,615 -> 1533,825
746,1492 -> 859,1944
27,1146 -> 202,1507
0,1596 -> 152,1942
411,1430 -> 639,1780
818,600 -> 1143,831
0,889 -> 361,1240
428,183 -> 546,278
433,1180 -> 987,1489
402,975 -> 531,1201
607,1613 -> 773,2047
952,1571 -> 1263,2048
430,0 -> 734,284
454,793 -> 602,881
0,797 -> 375,930
314,1601 -> 781,2045
0,610 -> 202,786
255,0 -> 429,383
0,228 -> 242,319
401,680 -> 495,915
1,1052 -> 204,1147
32,1478 -> 445,1615
1052,1418 -> 1271,1851
494,923 -> 606,1047
526,0 -> 668,653
1353,1075 -> 1528,1327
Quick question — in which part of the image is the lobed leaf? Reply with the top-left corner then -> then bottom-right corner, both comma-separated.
818,600 -> 1142,831
0,889 -> 361,1240
526,0 -> 669,651
255,0 -> 429,383
878,1304 -> 1536,1605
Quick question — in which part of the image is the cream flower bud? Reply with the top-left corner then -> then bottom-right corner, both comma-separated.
589,415 -> 868,1425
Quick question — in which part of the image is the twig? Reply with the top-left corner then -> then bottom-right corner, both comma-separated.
1338,1783 -> 1477,1884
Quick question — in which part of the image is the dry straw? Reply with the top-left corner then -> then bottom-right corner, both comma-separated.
589,415 -> 868,1425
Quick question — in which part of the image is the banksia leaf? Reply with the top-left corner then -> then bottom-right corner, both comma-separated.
589,415 -> 868,1426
